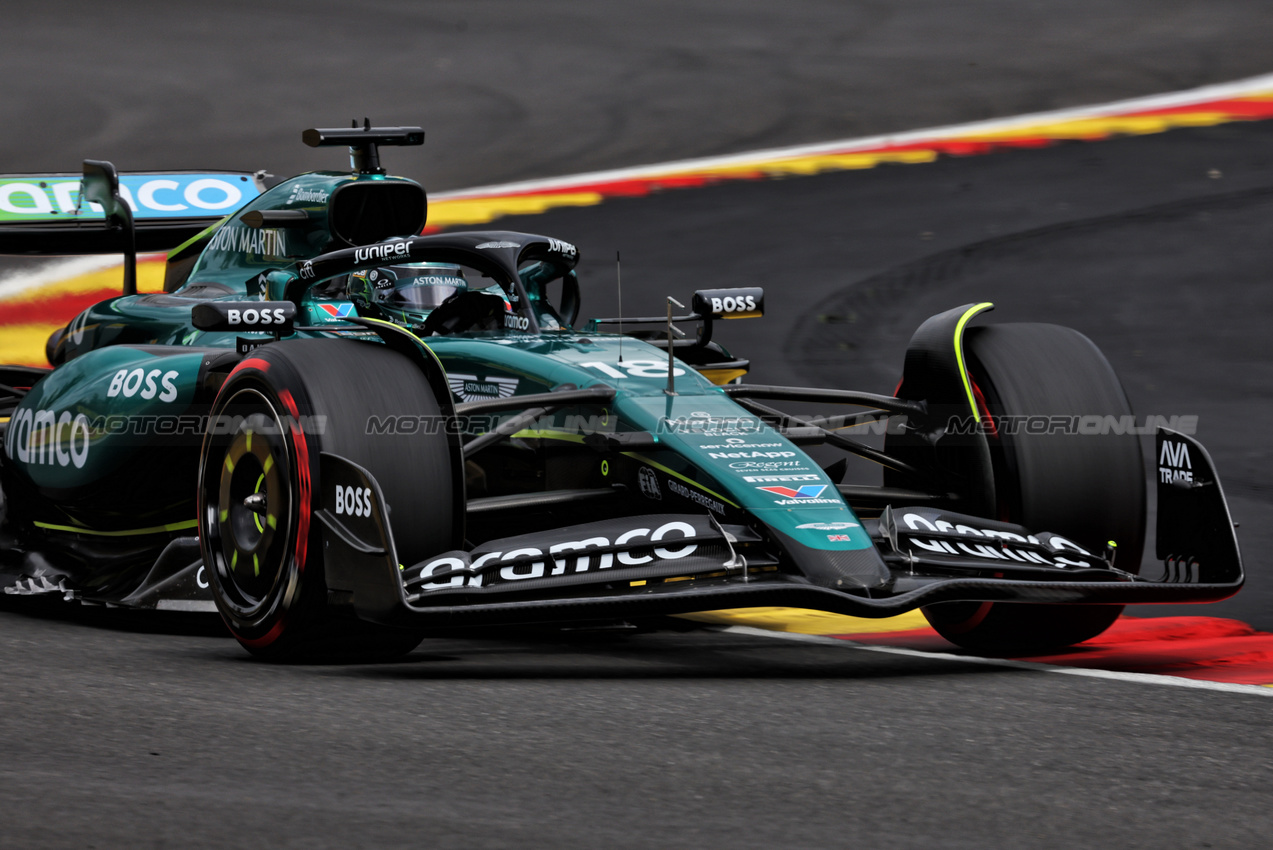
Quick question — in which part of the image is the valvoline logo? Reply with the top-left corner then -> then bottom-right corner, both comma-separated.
318,303 -> 354,318
758,484 -> 827,499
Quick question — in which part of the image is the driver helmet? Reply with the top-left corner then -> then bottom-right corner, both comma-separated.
348,262 -> 468,325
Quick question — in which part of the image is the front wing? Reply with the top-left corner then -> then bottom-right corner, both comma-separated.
316,428 -> 1243,630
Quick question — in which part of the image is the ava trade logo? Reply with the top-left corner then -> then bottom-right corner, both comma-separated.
758,484 -> 827,500
318,303 -> 354,319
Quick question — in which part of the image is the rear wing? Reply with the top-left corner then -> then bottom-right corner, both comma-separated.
0,164 -> 264,256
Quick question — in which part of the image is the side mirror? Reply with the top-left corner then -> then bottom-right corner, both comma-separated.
692,287 -> 764,319
192,301 -> 296,335
81,160 -> 137,296
558,269 -> 581,327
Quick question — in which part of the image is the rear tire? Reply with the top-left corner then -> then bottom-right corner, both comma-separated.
198,339 -> 456,661
920,323 -> 1145,654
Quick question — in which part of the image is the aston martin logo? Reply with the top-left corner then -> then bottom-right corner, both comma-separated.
447,373 -> 519,402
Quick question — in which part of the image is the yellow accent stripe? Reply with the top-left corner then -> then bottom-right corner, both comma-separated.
33,518 -> 198,537
623,451 -> 740,508
428,192 -> 604,230
510,428 -> 586,444
699,368 -> 749,386
678,606 -> 931,635
953,302 -> 995,422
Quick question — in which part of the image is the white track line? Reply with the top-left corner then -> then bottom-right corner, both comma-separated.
0,255 -> 123,300
721,625 -> 1273,698
0,252 -> 166,301
8,74 -> 1273,302
432,72 -> 1273,200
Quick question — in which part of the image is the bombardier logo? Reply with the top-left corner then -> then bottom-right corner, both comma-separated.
446,373 -> 519,403
286,186 -> 329,205
414,520 -> 700,591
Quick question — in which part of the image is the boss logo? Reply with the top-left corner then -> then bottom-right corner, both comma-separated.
712,294 -> 757,314
692,287 -> 764,319
107,368 -> 180,403
192,302 -> 296,334
228,307 -> 288,326
334,485 -> 373,518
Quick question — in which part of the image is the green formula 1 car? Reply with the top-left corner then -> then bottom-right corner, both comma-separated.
0,126 -> 1243,659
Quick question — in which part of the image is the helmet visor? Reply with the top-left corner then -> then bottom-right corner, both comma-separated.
386,275 -> 467,311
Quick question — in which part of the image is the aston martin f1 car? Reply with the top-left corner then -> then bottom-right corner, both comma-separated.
0,126 -> 1243,659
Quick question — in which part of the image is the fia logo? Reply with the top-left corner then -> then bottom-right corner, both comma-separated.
638,467 -> 662,500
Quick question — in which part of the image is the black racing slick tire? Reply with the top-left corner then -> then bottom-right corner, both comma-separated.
921,323 -> 1146,655
197,339 -> 455,661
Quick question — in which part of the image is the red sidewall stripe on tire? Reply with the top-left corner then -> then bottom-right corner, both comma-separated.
277,388 -> 310,573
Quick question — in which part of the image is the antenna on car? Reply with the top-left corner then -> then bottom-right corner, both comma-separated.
665,296 -> 685,395
616,251 -> 624,363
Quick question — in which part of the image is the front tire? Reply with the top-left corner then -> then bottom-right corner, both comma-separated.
198,339 -> 456,661
921,323 -> 1146,654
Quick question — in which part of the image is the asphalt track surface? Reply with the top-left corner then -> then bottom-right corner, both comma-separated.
4,3 -> 1273,848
